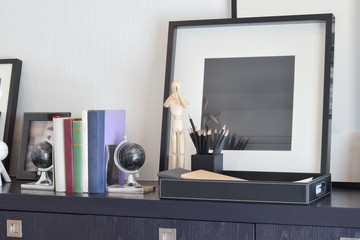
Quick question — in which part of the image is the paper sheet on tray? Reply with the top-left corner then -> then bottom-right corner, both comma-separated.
181,170 -> 247,181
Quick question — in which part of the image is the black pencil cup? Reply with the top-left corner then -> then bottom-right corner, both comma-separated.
191,154 -> 223,173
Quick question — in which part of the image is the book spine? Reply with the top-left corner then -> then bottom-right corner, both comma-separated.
73,120 -> 82,193
88,110 -> 105,193
81,110 -> 89,192
64,119 -> 74,193
53,118 -> 66,192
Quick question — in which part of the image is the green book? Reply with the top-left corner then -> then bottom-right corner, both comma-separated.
72,120 -> 83,192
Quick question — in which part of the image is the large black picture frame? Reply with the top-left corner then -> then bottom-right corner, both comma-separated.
17,112 -> 71,180
159,14 -> 334,174
0,59 -> 22,171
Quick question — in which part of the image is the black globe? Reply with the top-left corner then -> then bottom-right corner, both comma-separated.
118,143 -> 145,171
31,141 -> 52,169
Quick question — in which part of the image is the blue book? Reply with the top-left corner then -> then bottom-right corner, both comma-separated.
87,110 -> 106,193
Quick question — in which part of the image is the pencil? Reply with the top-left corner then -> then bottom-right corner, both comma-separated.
205,129 -> 211,154
214,125 -> 226,154
215,130 -> 229,155
188,114 -> 196,132
213,129 -> 218,149
218,124 -> 226,136
189,129 -> 199,154
201,131 -> 206,155
198,131 -> 202,155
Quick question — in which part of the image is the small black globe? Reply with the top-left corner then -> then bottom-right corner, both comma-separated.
31,141 -> 52,169
118,143 -> 145,171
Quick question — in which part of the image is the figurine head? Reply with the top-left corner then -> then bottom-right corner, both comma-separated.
171,81 -> 181,93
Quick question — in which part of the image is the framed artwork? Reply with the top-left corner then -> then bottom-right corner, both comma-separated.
160,14 -> 334,174
17,112 -> 71,180
0,59 -> 22,171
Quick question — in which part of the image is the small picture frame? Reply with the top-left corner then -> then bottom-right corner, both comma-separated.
0,59 -> 22,171
16,112 -> 71,180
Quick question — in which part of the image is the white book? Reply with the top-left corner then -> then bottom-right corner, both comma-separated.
81,110 -> 89,192
53,118 -> 67,192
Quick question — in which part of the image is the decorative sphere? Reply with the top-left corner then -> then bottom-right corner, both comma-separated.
31,141 -> 52,169
117,142 -> 145,171
0,141 -> 8,161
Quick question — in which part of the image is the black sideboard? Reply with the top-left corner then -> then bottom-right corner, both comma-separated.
0,179 -> 360,239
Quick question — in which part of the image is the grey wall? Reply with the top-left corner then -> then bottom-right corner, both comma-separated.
0,0 -> 359,181
0,0 -> 230,179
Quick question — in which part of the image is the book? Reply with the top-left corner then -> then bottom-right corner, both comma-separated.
53,117 -> 77,192
87,110 -> 126,194
81,110 -> 89,192
72,120 -> 82,192
64,118 -> 78,193
87,110 -> 106,194
53,118 -> 67,192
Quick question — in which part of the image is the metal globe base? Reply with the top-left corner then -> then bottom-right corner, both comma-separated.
125,173 -> 141,188
21,165 -> 54,191
35,166 -> 53,185
107,137 -> 154,194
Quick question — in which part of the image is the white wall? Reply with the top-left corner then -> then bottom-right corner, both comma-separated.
0,0 -> 230,179
1,0 -> 358,182
237,0 -> 360,182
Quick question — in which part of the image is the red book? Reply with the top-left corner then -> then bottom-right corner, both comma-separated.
64,118 -> 79,193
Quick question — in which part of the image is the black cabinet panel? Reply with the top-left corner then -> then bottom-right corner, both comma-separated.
257,224 -> 360,240
174,220 -> 254,240
89,216 -> 254,240
33,212 -> 88,240
0,211 -> 88,240
256,224 -> 312,240
89,216 -> 169,240
0,211 -> 35,239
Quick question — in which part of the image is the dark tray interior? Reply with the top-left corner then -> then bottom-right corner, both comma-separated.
223,171 -> 323,182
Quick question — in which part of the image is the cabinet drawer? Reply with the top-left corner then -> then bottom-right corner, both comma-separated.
0,211 -> 88,240
90,216 -> 254,240
257,224 -> 360,240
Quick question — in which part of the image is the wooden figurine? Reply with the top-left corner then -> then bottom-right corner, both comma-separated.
164,81 -> 189,169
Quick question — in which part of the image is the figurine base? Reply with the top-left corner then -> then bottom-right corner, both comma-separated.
21,182 -> 54,191
107,184 -> 154,194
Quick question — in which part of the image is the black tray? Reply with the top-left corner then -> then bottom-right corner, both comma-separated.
159,171 -> 331,205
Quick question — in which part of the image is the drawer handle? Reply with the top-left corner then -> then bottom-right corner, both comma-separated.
159,228 -> 176,240
315,181 -> 326,197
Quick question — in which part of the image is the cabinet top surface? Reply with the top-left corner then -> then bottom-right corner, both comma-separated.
0,179 -> 359,228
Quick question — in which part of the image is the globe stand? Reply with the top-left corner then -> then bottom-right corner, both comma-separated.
21,166 -> 54,191
108,139 -> 154,194
125,173 -> 141,188
35,166 -> 53,185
